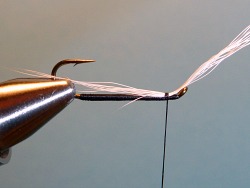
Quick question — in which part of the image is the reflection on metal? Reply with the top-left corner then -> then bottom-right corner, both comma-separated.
0,78 -> 75,160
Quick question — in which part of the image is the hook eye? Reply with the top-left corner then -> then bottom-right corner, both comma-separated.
177,87 -> 188,98
51,59 -> 95,78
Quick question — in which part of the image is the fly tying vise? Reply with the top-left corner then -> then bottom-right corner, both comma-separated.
0,24 -> 250,167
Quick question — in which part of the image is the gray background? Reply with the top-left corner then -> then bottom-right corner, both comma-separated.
1,1 -> 250,188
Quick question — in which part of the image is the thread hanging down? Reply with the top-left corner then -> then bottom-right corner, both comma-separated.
161,100 -> 169,188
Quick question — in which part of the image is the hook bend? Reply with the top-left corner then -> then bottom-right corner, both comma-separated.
51,59 -> 95,78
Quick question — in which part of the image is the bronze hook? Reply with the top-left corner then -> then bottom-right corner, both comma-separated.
51,59 -> 95,78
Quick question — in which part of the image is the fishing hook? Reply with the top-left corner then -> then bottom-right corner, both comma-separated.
51,59 -> 188,100
51,59 -> 95,78
0,59 -> 187,166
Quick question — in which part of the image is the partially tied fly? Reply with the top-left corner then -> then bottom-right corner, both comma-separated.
11,25 -> 250,98
0,25 -> 250,167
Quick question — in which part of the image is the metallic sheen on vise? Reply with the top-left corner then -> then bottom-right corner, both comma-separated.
0,78 -> 75,165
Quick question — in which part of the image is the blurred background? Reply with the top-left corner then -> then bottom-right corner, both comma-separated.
0,1 -> 250,187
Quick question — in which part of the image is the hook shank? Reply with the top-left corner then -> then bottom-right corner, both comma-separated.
75,87 -> 187,101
